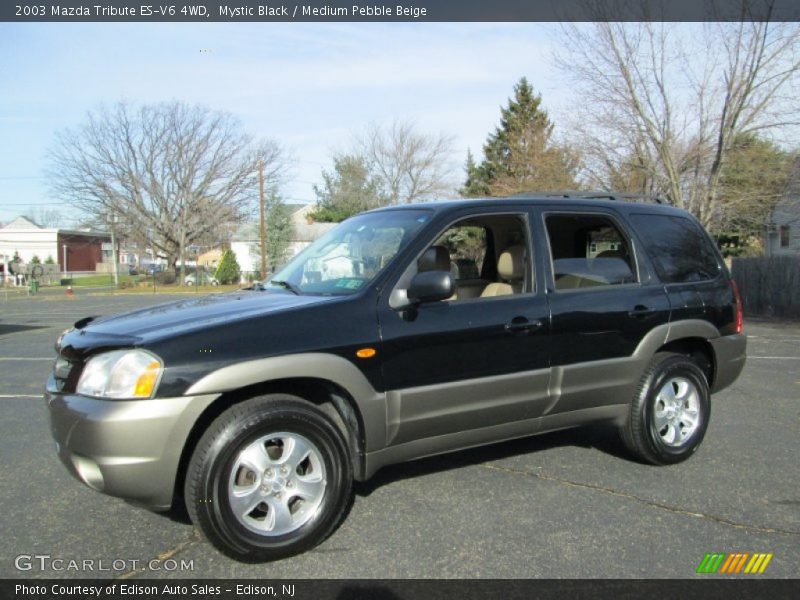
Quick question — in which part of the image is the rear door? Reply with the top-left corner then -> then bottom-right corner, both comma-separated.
538,207 -> 670,415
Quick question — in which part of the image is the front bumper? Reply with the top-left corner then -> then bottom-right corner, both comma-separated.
46,391 -> 219,510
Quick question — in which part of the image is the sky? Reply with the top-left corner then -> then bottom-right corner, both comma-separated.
0,22 -> 569,225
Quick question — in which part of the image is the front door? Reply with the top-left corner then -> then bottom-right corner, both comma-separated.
377,210 -> 551,446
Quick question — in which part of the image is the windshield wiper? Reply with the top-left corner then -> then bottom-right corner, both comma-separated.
268,280 -> 301,295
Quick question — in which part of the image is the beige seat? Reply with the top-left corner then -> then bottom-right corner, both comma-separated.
481,245 -> 525,297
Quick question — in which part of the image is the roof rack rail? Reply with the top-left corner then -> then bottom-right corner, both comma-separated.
509,190 -> 669,205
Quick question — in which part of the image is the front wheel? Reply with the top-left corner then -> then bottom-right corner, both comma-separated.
620,352 -> 710,465
185,395 -> 353,561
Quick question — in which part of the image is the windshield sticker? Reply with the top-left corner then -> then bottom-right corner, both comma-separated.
335,279 -> 365,289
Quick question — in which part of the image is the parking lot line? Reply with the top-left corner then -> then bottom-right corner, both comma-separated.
748,356 -> 800,360
0,394 -> 42,398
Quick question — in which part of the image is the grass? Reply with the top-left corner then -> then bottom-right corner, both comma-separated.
67,274 -> 137,287
91,283 -> 243,295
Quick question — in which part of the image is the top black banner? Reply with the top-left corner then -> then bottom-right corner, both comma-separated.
3,0 -> 800,22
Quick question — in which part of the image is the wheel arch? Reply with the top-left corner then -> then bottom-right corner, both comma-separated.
656,337 -> 715,388
173,352 -> 387,509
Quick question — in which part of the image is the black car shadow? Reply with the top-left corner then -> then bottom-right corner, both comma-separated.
354,424 -> 629,498
0,323 -> 48,336
161,426 -> 629,532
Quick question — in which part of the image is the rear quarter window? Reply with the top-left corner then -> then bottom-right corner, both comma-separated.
629,214 -> 721,283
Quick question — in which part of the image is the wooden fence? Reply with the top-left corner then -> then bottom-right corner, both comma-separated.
731,256 -> 800,319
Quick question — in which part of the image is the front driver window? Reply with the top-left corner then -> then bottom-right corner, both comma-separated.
400,213 -> 531,304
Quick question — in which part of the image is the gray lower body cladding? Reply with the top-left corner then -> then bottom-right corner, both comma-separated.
708,333 -> 746,393
46,391 -> 219,510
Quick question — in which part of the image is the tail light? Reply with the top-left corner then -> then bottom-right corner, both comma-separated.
730,279 -> 743,334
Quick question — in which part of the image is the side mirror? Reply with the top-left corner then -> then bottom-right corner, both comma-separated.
407,270 -> 454,304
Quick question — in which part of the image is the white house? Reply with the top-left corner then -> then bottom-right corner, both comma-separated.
231,204 -> 337,279
765,157 -> 800,256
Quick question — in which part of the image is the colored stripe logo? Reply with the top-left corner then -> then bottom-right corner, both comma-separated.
696,552 -> 773,574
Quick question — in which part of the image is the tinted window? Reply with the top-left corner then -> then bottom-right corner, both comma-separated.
545,214 -> 637,290
629,214 -> 720,283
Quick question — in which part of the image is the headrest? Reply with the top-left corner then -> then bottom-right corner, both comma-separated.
418,245 -> 451,272
596,249 -> 622,259
498,245 -> 525,281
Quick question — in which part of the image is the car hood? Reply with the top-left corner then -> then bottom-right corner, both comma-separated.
58,291 -> 341,356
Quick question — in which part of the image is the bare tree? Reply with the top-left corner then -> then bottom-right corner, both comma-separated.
48,101 -> 287,282
557,9 -> 800,229
25,206 -> 64,228
358,120 -> 455,204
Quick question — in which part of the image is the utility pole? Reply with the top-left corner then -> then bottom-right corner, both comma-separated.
110,214 -> 119,286
258,159 -> 267,281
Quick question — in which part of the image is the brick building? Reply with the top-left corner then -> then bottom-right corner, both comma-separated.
0,216 -> 111,273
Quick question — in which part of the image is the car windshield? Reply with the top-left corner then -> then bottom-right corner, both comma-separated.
267,209 -> 431,295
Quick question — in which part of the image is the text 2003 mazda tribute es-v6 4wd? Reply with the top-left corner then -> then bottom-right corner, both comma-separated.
46,196 -> 746,560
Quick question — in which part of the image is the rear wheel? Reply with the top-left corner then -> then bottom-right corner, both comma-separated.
185,395 -> 352,561
620,352 -> 710,465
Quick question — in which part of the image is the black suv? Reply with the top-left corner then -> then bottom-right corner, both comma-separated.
46,196 -> 746,561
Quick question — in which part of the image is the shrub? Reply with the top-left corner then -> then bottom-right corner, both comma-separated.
154,270 -> 177,285
215,250 -> 241,284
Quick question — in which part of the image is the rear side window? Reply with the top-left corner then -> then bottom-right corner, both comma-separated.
629,214 -> 720,283
545,213 -> 637,291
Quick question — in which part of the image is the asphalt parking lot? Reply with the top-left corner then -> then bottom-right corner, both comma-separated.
1,289 -> 798,579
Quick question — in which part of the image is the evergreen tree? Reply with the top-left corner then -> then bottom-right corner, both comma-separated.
460,149 -> 489,197
253,189 -> 295,275
717,134 -> 794,244
215,249 -> 241,285
309,153 -> 389,223
30,255 -> 41,264
463,77 -> 580,197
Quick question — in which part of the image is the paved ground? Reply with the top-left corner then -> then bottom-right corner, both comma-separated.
1,288 -> 798,579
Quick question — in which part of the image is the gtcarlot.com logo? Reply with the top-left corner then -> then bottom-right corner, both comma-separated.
696,552 -> 773,574
14,554 -> 194,573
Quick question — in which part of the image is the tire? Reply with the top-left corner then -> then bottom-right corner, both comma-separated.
185,394 -> 353,561
620,352 -> 710,465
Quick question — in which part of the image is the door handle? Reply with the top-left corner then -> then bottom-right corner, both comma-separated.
628,305 -> 655,318
504,318 -> 543,333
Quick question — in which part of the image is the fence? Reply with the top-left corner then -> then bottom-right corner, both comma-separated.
731,256 -> 800,319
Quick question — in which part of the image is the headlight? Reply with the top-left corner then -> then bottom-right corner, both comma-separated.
77,349 -> 163,399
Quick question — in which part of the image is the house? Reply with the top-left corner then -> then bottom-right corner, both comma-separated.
230,204 -> 337,279
765,158 -> 800,256
0,216 -> 112,273
197,249 -> 222,268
